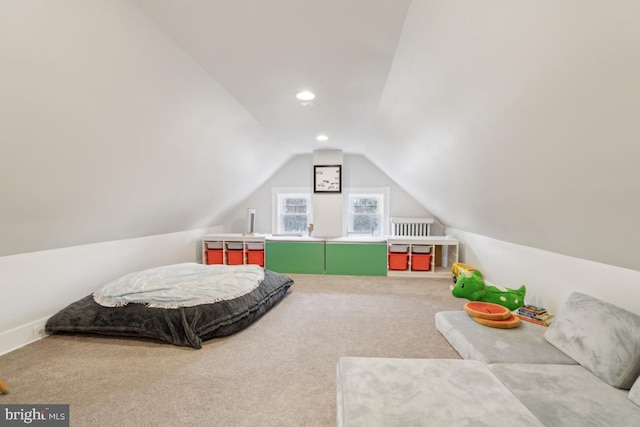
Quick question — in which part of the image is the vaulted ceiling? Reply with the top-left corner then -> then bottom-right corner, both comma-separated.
132,0 -> 413,154
2,1 -> 639,272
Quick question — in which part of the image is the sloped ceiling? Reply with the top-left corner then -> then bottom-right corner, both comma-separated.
0,0 -> 290,255
131,0 -> 412,154
0,0 -> 411,256
369,0 -> 640,271
2,0 -> 639,272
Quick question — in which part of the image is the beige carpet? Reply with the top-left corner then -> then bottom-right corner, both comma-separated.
0,274 -> 464,426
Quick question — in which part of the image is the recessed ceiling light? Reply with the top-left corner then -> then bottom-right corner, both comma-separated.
296,91 -> 315,101
316,134 -> 329,141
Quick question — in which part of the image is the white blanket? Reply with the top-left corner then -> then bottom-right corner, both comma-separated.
93,263 -> 265,309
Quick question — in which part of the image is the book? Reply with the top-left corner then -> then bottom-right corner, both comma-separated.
520,304 -> 547,315
517,308 -> 548,317
514,312 -> 554,326
517,309 -> 537,318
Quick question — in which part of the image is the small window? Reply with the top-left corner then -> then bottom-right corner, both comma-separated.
347,193 -> 385,236
274,192 -> 312,234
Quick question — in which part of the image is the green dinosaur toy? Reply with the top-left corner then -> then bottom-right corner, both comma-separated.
450,270 -> 526,311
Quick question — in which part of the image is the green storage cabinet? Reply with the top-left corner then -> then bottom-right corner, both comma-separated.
265,241 -> 325,274
325,243 -> 387,276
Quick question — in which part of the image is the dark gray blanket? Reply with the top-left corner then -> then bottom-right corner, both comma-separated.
45,269 -> 293,349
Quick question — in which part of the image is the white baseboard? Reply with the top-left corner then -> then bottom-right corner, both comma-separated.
0,316 -> 51,356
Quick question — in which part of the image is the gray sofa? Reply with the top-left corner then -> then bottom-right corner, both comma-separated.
336,292 -> 640,426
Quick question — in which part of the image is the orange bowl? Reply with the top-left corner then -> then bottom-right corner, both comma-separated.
464,301 -> 512,320
471,315 -> 521,329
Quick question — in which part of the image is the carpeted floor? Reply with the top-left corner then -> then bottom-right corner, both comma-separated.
0,274 -> 464,426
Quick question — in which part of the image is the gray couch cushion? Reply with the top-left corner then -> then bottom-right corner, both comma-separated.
544,292 -> 640,389
489,363 -> 640,427
630,376 -> 640,407
436,311 -> 576,364
337,357 -> 544,427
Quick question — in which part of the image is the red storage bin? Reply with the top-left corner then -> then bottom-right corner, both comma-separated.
247,250 -> 264,267
388,252 -> 409,270
206,249 -> 223,265
411,254 -> 432,271
227,250 -> 244,265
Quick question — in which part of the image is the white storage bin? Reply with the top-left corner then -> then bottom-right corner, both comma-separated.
246,242 -> 264,250
389,244 -> 409,253
226,242 -> 244,250
411,245 -> 432,254
206,241 -> 223,250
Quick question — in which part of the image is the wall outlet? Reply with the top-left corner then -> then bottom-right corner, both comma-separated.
32,325 -> 47,339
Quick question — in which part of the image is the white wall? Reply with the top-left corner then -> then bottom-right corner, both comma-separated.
450,229 -> 640,316
219,153 -> 444,235
0,0 -> 289,257
369,0 -> 640,272
0,227 -> 220,356
312,149 -> 344,237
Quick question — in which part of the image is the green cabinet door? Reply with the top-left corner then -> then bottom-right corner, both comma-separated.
265,241 -> 325,274
325,243 -> 387,276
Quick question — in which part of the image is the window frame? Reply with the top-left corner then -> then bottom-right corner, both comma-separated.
271,188 -> 313,235
272,186 -> 389,237
343,187 -> 390,237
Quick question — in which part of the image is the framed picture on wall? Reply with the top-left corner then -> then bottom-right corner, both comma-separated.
314,165 -> 342,193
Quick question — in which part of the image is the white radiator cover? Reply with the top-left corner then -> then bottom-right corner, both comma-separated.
390,217 -> 434,237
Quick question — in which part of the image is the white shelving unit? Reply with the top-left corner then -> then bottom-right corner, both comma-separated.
201,233 -> 457,277
202,234 -> 266,267
386,236 -> 459,278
